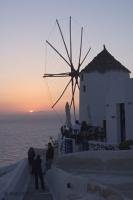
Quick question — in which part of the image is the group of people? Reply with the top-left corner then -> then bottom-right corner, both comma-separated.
28,142 -> 54,190
60,120 -> 91,151
61,120 -> 88,138
60,120 -> 106,151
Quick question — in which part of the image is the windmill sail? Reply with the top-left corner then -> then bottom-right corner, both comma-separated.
43,17 -> 91,120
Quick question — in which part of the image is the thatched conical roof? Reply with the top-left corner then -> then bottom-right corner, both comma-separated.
82,46 -> 130,74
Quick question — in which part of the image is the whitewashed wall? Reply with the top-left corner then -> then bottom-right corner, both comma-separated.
105,79 -> 126,144
80,70 -> 129,127
46,150 -> 133,200
106,78 -> 133,143
46,168 -> 126,200
79,70 -> 133,144
125,79 -> 133,140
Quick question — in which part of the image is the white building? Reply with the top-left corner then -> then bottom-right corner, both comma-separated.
79,46 -> 133,144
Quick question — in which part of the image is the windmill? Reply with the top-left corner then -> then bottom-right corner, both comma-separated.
43,17 -> 91,120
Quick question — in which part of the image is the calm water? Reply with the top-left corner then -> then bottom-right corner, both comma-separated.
0,113 -> 63,167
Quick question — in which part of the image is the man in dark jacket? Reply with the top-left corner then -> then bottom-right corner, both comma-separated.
45,142 -> 54,170
33,155 -> 45,190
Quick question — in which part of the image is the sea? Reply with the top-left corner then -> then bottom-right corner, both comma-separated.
0,112 -> 64,167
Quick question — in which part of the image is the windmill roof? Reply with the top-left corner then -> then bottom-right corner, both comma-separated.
82,46 -> 131,74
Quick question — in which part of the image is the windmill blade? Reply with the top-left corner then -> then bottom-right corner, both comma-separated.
72,98 -> 76,120
70,78 -> 74,108
43,72 -> 70,78
46,40 -> 71,67
70,81 -> 77,108
76,80 -> 80,90
78,27 -> 83,71
52,78 -> 72,108
79,47 -> 91,70
72,82 -> 76,120
69,16 -> 72,63
56,19 -> 72,66
70,80 -> 80,120
70,78 -> 76,120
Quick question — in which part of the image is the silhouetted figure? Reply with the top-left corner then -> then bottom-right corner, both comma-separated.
80,121 -> 89,151
73,120 -> 81,135
45,142 -> 54,170
28,147 -> 35,174
72,120 -> 81,143
61,125 -> 65,138
33,155 -> 45,190
61,125 -> 69,138
80,121 -> 88,132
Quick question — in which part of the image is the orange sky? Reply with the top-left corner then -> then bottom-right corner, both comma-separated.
1,0 -> 133,113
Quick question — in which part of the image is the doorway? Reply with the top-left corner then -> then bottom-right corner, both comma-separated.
117,103 -> 126,142
103,120 -> 106,141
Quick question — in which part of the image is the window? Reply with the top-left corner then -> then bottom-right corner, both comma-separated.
81,74 -> 84,81
83,85 -> 86,92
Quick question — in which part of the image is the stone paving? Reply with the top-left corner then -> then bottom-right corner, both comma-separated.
23,175 -> 53,200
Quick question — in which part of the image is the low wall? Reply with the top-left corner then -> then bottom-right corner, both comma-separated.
55,150 -> 133,174
46,167 -> 129,200
0,163 -> 18,177
0,158 -> 30,200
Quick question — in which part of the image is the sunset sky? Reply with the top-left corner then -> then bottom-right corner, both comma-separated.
1,0 -> 133,114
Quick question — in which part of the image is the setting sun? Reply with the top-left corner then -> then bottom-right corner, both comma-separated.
29,110 -> 34,113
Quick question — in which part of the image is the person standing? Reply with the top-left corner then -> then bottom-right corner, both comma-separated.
45,142 -> 54,170
33,155 -> 45,190
28,147 -> 35,174
73,120 -> 81,135
80,121 -> 89,151
72,120 -> 81,143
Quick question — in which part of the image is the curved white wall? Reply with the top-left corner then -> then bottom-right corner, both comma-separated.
46,150 -> 133,200
0,159 -> 30,200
